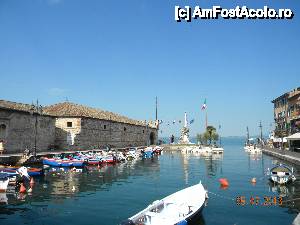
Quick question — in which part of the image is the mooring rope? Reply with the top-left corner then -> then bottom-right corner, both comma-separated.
207,191 -> 235,201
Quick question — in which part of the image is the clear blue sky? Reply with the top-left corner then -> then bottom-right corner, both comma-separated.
0,0 -> 299,137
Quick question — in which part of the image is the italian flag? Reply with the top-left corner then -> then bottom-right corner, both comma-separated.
201,99 -> 207,110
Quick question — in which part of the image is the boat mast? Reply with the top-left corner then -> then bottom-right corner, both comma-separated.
205,111 -> 208,130
246,126 -> 249,144
155,96 -> 158,121
219,124 -> 221,147
259,121 -> 263,142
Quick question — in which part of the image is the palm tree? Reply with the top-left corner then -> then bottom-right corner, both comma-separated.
205,126 -> 218,145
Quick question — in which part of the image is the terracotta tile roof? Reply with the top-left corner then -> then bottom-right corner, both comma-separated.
0,100 -> 157,128
0,100 -> 34,113
44,102 -> 155,128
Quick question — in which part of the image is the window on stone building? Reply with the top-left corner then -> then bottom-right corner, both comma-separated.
143,130 -> 145,133
124,127 -> 127,131
104,125 -> 107,129
67,122 -> 73,128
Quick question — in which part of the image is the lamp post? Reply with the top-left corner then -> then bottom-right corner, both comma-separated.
145,120 -> 149,146
258,121 -> 263,146
30,100 -> 43,158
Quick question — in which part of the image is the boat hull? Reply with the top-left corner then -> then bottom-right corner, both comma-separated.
0,167 -> 43,177
43,158 -> 86,167
269,164 -> 296,185
122,183 -> 207,225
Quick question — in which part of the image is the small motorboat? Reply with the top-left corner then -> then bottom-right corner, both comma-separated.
0,166 -> 30,188
87,158 -> 103,165
121,182 -> 208,225
102,155 -> 117,164
245,145 -> 262,154
43,157 -> 86,167
153,146 -> 163,155
268,164 -> 296,185
142,147 -> 154,159
0,167 -> 43,177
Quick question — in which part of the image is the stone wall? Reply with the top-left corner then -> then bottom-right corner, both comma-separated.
0,109 -> 158,153
0,109 -> 56,154
55,117 -> 158,150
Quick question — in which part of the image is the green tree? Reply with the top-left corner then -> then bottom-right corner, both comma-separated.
205,126 -> 219,145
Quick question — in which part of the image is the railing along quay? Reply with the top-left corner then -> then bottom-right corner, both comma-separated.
262,146 -> 300,165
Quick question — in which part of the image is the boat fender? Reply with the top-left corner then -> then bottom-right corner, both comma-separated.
219,178 -> 229,187
19,183 -> 26,193
251,178 -> 256,184
177,220 -> 188,225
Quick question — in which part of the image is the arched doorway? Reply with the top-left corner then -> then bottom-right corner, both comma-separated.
0,124 -> 7,140
149,132 -> 155,145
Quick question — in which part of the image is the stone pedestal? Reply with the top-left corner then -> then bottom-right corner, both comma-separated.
179,127 -> 190,144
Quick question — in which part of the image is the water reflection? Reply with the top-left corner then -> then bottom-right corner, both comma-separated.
2,143 -> 300,225
0,157 -> 161,216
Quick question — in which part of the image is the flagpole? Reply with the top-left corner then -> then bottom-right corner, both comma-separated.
205,111 -> 208,129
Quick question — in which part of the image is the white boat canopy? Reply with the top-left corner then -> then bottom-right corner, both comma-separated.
286,133 -> 300,141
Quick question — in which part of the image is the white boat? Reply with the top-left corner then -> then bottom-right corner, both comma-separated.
246,145 -> 262,154
121,182 -> 208,225
211,147 -> 224,154
0,173 -> 10,192
268,164 -> 296,185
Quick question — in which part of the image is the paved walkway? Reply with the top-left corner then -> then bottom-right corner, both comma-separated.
262,146 -> 300,165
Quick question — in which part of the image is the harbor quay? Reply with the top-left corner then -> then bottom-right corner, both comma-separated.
262,146 -> 300,165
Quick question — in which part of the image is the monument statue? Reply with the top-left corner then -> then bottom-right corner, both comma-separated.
179,112 -> 190,144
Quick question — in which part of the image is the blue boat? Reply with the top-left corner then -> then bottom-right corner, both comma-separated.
43,157 -> 86,167
142,147 -> 154,159
0,167 -> 43,177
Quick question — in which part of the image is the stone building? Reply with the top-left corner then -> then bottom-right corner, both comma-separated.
0,100 -> 158,154
0,100 -> 56,154
44,102 -> 158,150
272,87 -> 300,137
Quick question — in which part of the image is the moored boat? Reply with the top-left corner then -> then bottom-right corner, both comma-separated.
0,167 -> 43,177
0,173 -> 10,192
87,158 -> 103,165
43,157 -> 86,167
121,182 -> 208,225
142,147 -> 154,159
268,164 -> 296,185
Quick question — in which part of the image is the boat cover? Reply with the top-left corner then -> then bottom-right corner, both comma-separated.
271,166 -> 291,173
0,173 -> 9,180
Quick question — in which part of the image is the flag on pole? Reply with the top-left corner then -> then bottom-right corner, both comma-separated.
190,119 -> 195,124
201,99 -> 207,110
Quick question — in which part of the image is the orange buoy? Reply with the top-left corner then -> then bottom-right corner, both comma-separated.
30,177 -> 35,185
19,183 -> 26,193
219,178 -> 229,187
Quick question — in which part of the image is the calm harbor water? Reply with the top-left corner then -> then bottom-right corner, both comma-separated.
1,137 -> 300,225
